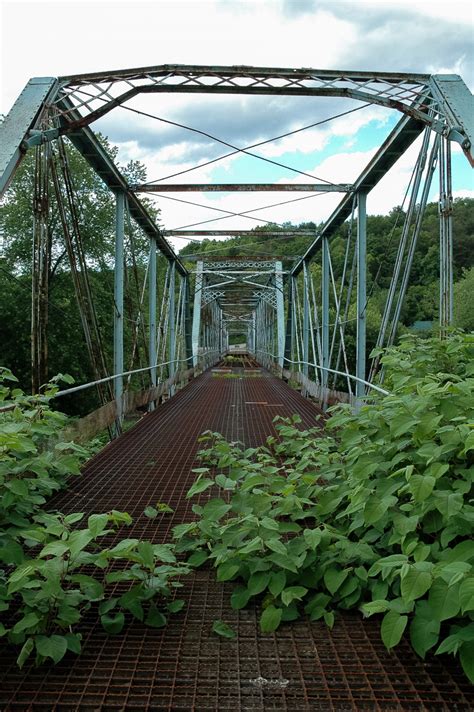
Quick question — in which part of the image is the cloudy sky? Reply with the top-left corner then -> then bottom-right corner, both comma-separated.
1,0 -> 473,249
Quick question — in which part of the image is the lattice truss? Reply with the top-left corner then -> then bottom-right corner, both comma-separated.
52,67 -> 446,132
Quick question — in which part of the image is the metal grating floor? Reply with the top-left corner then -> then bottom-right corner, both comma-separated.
1,369 -> 473,711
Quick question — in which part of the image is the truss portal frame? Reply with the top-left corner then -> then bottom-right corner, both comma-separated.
0,63 -> 472,403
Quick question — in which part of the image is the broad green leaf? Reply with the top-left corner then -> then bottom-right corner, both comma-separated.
35,634 -> 68,663
248,571 -> 271,596
215,475 -> 236,490
231,586 -> 250,610
168,599 -> 185,614
360,600 -> 391,617
269,571 -> 286,597
186,478 -> 214,498
187,550 -> 208,567
381,611 -> 408,650
152,544 -> 176,563
324,611 -> 335,628
433,491 -> 463,518
281,586 -> 308,607
459,577 -> 474,613
65,633 -> 82,654
364,495 -> 395,525
202,499 -> 232,521
240,537 -> 262,554
268,553 -> 298,573
409,474 -> 436,502
410,608 -> 440,658
144,506 -> 158,519
145,604 -> 166,628
87,513 -> 109,538
0,538 -> 24,565
39,541 -> 69,558
401,567 -> 432,603
260,605 -> 282,633
12,612 -> 41,634
101,611 -> 125,634
217,561 -> 240,582
324,568 -> 349,595
212,620 -> 236,639
137,541 -> 155,570
428,579 -> 461,621
17,638 -> 34,669
460,641 -> 474,683
265,538 -> 287,556
303,528 -> 322,549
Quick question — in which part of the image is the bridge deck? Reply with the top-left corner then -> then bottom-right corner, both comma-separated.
1,369 -> 472,711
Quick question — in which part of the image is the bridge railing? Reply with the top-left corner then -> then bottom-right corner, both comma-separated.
252,349 -> 388,409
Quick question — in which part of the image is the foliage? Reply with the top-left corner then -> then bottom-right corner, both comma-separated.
454,267 -> 474,332
175,333 -> 474,682
2,510 -> 188,667
0,369 -> 188,668
0,368 -> 88,532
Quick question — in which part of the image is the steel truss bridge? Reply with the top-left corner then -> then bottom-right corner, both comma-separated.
0,64 -> 473,708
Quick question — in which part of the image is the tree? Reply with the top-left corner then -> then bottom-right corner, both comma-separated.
453,267 -> 474,331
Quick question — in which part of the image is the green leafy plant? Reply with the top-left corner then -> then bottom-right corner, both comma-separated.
0,369 -> 89,534
175,333 -> 474,682
1,510 -> 189,667
0,370 -> 190,668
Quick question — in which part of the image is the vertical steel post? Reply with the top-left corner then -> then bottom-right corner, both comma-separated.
302,261 -> 309,377
148,237 -> 157,411
439,137 -> 453,331
356,191 -> 367,405
192,261 -> 203,367
184,275 -> 193,366
275,261 -> 285,369
169,261 -> 176,392
114,191 -> 125,430
284,277 -> 293,368
321,236 -> 330,399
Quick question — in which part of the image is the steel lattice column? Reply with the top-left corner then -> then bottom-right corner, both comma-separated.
356,192 -> 367,404
114,191 -> 125,430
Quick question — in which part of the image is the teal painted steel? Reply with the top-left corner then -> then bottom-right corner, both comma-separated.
0,77 -> 58,197
114,192 -> 125,427
356,192 -> 367,404
192,261 -> 203,367
148,238 -> 157,410
430,75 -> 474,165
275,261 -> 285,368
169,262 -> 176,388
321,237 -> 330,398
302,262 -> 310,377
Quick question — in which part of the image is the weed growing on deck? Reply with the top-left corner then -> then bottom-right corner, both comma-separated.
0,369 -> 188,668
176,333 -> 474,683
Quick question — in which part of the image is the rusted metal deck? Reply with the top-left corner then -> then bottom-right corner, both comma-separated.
1,369 -> 473,711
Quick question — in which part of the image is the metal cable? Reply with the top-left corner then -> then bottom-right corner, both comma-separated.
121,102 -> 371,185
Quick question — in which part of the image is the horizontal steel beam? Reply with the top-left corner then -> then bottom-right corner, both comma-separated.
165,230 -> 316,238
60,64 -> 430,85
135,183 -> 351,193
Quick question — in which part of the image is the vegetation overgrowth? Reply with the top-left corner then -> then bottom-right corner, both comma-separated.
0,369 -> 188,667
174,333 -> 474,682
1,333 -> 473,683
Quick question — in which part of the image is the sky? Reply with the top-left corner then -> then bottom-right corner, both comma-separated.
1,0 -> 473,250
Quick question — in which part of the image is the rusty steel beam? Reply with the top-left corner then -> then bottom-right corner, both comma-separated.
165,230 -> 315,238
135,183 -> 351,193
